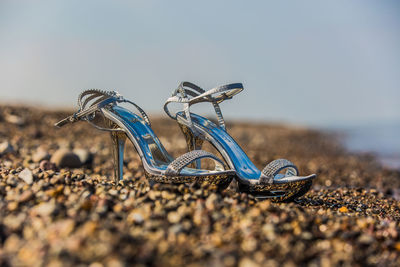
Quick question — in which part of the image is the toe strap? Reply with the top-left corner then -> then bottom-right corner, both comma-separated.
259,159 -> 299,184
165,150 -> 225,176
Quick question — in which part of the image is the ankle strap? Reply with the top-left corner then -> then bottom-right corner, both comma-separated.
55,89 -> 151,130
164,82 -> 243,130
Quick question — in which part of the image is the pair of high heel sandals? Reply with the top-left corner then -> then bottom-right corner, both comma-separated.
55,82 -> 316,201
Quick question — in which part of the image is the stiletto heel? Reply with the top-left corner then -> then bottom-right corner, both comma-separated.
179,124 -> 204,168
55,89 -> 235,188
111,132 -> 126,183
164,82 -> 316,201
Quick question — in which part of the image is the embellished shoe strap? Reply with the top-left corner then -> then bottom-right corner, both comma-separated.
164,150 -> 226,176
55,89 -> 151,129
164,82 -> 243,130
259,159 -> 299,184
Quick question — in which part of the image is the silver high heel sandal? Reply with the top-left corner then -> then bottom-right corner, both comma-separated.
55,89 -> 236,188
164,82 -> 316,201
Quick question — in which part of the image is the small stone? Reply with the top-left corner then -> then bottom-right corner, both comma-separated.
0,141 -> 14,155
32,149 -> 50,163
34,202 -> 56,216
47,185 -> 64,197
81,221 -> 98,235
241,238 -> 257,252
113,203 -> 123,213
262,224 -> 276,240
39,160 -> 56,171
105,258 -> 124,267
161,191 -> 176,200
73,148 -> 93,165
3,214 -> 25,231
239,258 -> 259,267
128,212 -> 144,224
56,219 -> 75,238
108,189 -> 118,196
258,200 -> 271,210
339,206 -> 349,213
5,114 -> 24,125
167,211 -> 181,224
80,199 -> 93,211
205,193 -> 218,210
7,201 -> 18,211
18,190 -> 34,203
223,256 -> 236,266
51,149 -> 81,168
18,168 -> 34,184
301,231 -> 313,240
356,219 -> 368,229
4,234 -> 21,252
358,234 -> 374,245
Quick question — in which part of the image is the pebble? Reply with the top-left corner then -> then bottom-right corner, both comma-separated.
18,168 -> 34,184
73,148 -> 93,165
239,258 -> 259,267
0,141 -> 14,155
54,219 -> 75,238
39,160 -> 56,171
5,113 -> 25,125
358,234 -> 374,245
7,201 -> 18,211
339,206 -> 349,213
32,148 -> 50,162
3,214 -> 25,231
128,212 -> 144,224
33,202 -> 56,217
18,190 -> 34,203
167,211 -> 181,224
50,149 -> 82,168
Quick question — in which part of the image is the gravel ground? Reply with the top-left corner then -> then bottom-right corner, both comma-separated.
0,105 -> 399,266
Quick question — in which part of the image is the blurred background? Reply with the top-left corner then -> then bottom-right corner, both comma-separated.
0,0 -> 399,168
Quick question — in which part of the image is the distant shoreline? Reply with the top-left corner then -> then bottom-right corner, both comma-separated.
336,123 -> 400,170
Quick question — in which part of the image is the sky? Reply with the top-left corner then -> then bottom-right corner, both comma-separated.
0,0 -> 399,126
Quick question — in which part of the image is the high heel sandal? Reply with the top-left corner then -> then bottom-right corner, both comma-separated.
164,82 -> 316,201
55,89 -> 235,188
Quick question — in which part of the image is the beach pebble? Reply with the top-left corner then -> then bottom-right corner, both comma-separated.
129,213 -> 144,224
32,148 -> 50,162
358,234 -> 375,245
239,258 -> 259,267
5,114 -> 25,126
73,148 -> 93,165
18,190 -> 34,203
339,206 -> 349,213
18,168 -> 34,184
51,149 -> 81,168
39,160 -> 56,171
0,141 -> 14,155
33,202 -> 56,217
3,214 -> 26,232
167,211 -> 181,224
